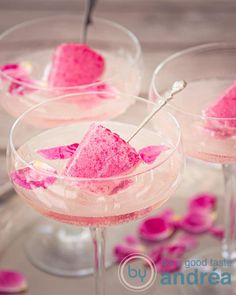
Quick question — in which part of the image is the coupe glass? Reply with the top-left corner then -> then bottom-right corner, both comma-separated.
0,15 -> 142,276
7,92 -> 183,294
150,43 -> 236,294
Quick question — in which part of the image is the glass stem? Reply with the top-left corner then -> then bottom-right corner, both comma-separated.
90,227 -> 106,295
222,164 -> 236,263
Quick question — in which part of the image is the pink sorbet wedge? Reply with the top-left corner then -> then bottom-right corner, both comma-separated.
48,43 -> 105,87
204,81 -> 236,138
64,124 -> 141,195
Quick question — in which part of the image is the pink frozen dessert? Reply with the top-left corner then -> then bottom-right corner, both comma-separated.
204,81 -> 236,138
48,43 -> 105,87
64,124 -> 141,195
11,124 -> 168,196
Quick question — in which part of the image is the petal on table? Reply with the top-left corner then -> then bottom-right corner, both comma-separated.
179,211 -> 214,234
155,256 -> 182,273
188,193 -> 217,212
0,270 -> 28,293
37,143 -> 79,160
113,243 -> 144,263
209,226 -> 224,240
138,216 -> 175,242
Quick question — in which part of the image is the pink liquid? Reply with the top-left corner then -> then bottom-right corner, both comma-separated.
166,79 -> 236,163
12,122 -> 182,227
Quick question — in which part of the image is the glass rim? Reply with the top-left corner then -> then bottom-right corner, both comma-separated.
0,14 -> 142,91
9,91 -> 182,182
151,42 -> 236,121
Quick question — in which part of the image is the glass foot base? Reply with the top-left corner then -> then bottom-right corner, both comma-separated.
180,247 -> 236,295
24,222 -> 115,277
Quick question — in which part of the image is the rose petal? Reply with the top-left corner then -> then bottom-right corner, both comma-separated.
11,161 -> 56,190
113,243 -> 144,263
0,270 -> 28,293
124,235 -> 139,245
0,62 -> 36,96
149,246 -> 182,272
155,257 -> 182,273
86,82 -> 118,99
209,226 -> 224,240
139,216 -> 175,242
175,234 -> 199,251
149,247 -> 163,264
8,76 -> 36,96
179,211 -> 214,234
37,143 -> 79,160
159,209 -> 175,221
139,145 -> 169,164
164,234 -> 199,257
188,193 -> 217,212
0,63 -> 28,80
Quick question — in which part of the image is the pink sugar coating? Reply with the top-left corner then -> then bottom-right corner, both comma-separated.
64,124 -> 140,195
37,143 -> 79,160
48,43 -> 105,87
65,124 -> 140,178
205,81 -> 236,124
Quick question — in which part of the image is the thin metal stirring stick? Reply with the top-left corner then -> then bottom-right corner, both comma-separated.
127,80 -> 187,143
81,0 -> 97,44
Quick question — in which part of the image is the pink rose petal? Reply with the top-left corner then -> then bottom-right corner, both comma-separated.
63,83 -> 118,109
155,257 -> 182,273
139,145 -> 169,164
0,270 -> 28,293
37,143 -> 79,160
150,247 -> 182,273
159,209 -> 175,221
179,211 -> 214,234
175,234 -> 199,251
0,62 -> 36,96
188,193 -> 217,212
11,161 -> 56,190
164,234 -> 199,257
149,247 -> 163,264
125,235 -> 139,245
113,241 -> 144,263
86,82 -> 118,99
0,63 -> 27,80
139,216 -> 175,242
209,226 -> 224,240
8,76 -> 36,96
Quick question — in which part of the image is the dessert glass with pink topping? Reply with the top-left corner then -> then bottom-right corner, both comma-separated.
0,14 -> 142,190
0,15 -> 142,276
8,92 -> 183,294
150,43 -> 236,294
